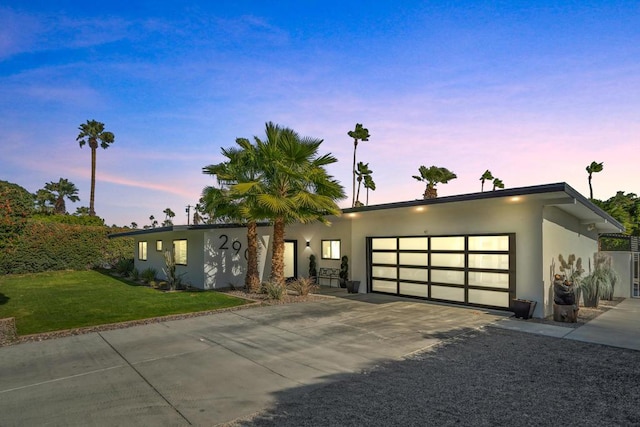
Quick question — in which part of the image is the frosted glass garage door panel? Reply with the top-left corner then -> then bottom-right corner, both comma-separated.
399,252 -> 428,266
372,266 -> 397,279
399,282 -> 428,297
468,236 -> 509,251
468,272 -> 509,289
399,268 -> 428,282
468,254 -> 509,269
372,238 -> 397,250
431,269 -> 465,285
372,280 -> 397,293
399,237 -> 428,250
468,289 -> 510,307
431,253 -> 465,268
372,252 -> 397,264
431,285 -> 465,302
431,236 -> 464,250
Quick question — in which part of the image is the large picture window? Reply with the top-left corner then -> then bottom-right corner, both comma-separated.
138,241 -> 147,261
173,239 -> 187,265
321,240 -> 341,260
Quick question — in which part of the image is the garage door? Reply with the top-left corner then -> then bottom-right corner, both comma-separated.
368,234 -> 515,309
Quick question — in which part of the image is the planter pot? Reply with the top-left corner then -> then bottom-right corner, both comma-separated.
582,294 -> 599,308
512,299 -> 537,319
346,280 -> 361,294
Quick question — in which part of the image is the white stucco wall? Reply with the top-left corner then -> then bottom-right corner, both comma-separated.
602,251 -> 633,298
542,206 -> 599,317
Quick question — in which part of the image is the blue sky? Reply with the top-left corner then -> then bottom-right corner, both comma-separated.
1,1 -> 639,227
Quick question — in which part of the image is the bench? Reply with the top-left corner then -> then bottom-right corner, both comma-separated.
317,267 -> 340,287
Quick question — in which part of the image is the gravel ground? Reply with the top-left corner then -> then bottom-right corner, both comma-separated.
232,326 -> 640,427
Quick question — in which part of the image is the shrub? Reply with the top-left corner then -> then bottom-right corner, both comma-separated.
141,267 -> 157,283
288,277 -> 318,296
0,220 -> 133,274
261,281 -> 285,300
129,268 -> 140,281
115,258 -> 134,275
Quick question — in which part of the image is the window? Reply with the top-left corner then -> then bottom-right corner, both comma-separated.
156,240 -> 163,251
321,240 -> 341,260
173,239 -> 187,265
138,241 -> 147,261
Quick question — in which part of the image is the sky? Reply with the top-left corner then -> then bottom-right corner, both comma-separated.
1,1 -> 639,227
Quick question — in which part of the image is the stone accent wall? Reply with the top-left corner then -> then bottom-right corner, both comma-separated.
0,317 -> 17,346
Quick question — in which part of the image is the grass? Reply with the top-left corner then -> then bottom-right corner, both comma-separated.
0,270 -> 250,336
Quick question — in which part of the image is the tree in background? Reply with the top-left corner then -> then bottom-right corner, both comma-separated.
412,165 -> 457,199
354,161 -> 373,207
162,208 -> 175,226
363,174 -> 376,206
492,178 -> 505,191
586,161 -> 604,199
347,123 -> 370,207
0,180 -> 34,243
74,206 -> 91,216
34,188 -> 55,214
44,178 -> 80,214
76,120 -> 115,216
480,170 -> 494,192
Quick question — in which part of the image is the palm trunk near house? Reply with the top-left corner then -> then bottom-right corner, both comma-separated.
270,218 -> 286,288
245,220 -> 260,292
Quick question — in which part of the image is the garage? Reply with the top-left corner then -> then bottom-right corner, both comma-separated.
368,233 -> 516,310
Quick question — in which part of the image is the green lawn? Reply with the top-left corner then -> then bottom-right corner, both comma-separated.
0,270 -> 250,335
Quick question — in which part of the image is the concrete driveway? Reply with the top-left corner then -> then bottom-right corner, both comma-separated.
0,293 -> 507,426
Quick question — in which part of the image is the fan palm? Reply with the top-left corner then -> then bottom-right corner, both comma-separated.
412,165 -> 457,199
76,120 -> 115,216
586,161 -> 603,199
44,178 -> 80,214
347,123 -> 370,207
480,170 -> 494,192
363,174 -> 376,206
354,162 -> 373,207
235,122 -> 346,288
492,178 -> 505,191
202,138 -> 263,291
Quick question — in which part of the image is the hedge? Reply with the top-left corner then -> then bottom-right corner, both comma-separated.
0,221 -> 133,274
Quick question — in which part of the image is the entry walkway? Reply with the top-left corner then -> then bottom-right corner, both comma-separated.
495,298 -> 640,350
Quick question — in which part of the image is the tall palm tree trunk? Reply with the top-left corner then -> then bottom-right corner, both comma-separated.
588,175 -> 593,199
245,221 -> 261,292
90,146 -> 97,216
352,141 -> 357,207
270,217 -> 286,288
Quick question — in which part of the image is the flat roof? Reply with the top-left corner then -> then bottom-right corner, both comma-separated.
110,182 -> 624,238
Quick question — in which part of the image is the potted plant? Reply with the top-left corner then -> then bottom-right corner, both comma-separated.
346,280 -> 361,294
339,255 -> 348,288
308,254 -> 317,283
511,299 -> 537,319
580,253 -> 618,308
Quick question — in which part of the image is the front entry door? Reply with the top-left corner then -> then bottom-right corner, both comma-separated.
284,240 -> 298,281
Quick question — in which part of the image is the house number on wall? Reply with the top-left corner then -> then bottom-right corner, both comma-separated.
219,234 -> 248,260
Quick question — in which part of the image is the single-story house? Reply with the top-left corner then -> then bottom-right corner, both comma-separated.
111,182 -> 624,318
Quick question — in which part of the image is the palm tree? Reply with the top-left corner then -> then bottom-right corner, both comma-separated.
162,208 -> 175,226
412,165 -> 457,199
202,138 -> 263,292
34,188 -> 55,214
492,178 -> 505,191
354,162 -> 373,207
347,123 -> 370,207
73,206 -> 90,216
44,178 -> 80,214
76,120 -> 115,216
235,122 -> 346,288
586,161 -> 604,199
363,174 -> 376,206
480,170 -> 494,192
